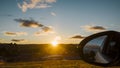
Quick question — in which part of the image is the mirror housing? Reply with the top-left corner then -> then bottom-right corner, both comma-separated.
79,31 -> 120,67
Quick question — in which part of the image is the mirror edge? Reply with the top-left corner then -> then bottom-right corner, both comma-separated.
78,31 -> 120,67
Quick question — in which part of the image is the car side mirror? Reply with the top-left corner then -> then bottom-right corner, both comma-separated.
79,31 -> 120,67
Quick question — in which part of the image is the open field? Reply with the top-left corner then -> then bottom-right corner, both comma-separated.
0,60 -> 119,68
0,44 -> 120,68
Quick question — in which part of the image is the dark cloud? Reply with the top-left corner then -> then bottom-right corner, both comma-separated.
42,26 -> 53,32
11,39 -> 26,42
34,31 -> 54,36
14,18 -> 54,36
90,26 -> 106,30
0,14 -> 13,17
14,18 -> 43,28
71,35 -> 85,39
5,32 -> 16,36
34,27 -> 54,36
81,25 -> 106,32
4,31 -> 27,36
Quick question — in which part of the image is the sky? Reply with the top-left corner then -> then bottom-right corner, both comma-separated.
0,0 -> 120,44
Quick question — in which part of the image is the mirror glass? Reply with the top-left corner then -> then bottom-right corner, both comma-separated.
83,35 -> 114,64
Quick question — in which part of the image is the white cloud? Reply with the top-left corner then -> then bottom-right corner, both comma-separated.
17,0 -> 56,12
46,0 -> 56,3
36,4 -> 51,8
51,12 -> 56,16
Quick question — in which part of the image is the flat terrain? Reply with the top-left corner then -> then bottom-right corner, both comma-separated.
0,60 -> 119,68
0,44 -> 119,68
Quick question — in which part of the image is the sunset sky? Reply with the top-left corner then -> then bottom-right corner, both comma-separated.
0,0 -> 120,44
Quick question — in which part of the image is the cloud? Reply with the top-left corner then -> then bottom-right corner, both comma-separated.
11,39 -> 27,42
14,18 -> 43,28
81,25 -> 106,32
0,38 -> 4,41
4,31 -> 27,36
46,0 -> 56,3
90,26 -> 106,30
0,14 -> 13,17
17,0 -> 56,12
34,31 -> 42,36
34,31 -> 47,36
42,26 -> 54,33
14,18 -> 55,35
71,35 -> 85,39
35,3 -> 51,8
34,27 -> 54,36
51,12 -> 56,16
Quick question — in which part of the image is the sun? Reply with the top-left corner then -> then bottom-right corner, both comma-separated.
51,40 -> 58,47
51,36 -> 61,47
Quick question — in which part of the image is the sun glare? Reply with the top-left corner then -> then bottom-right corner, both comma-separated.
51,36 -> 61,47
51,41 -> 58,47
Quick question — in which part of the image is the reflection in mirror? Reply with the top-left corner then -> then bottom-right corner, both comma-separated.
83,35 -> 110,64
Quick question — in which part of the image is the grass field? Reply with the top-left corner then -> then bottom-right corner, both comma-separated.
0,60 -> 119,68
